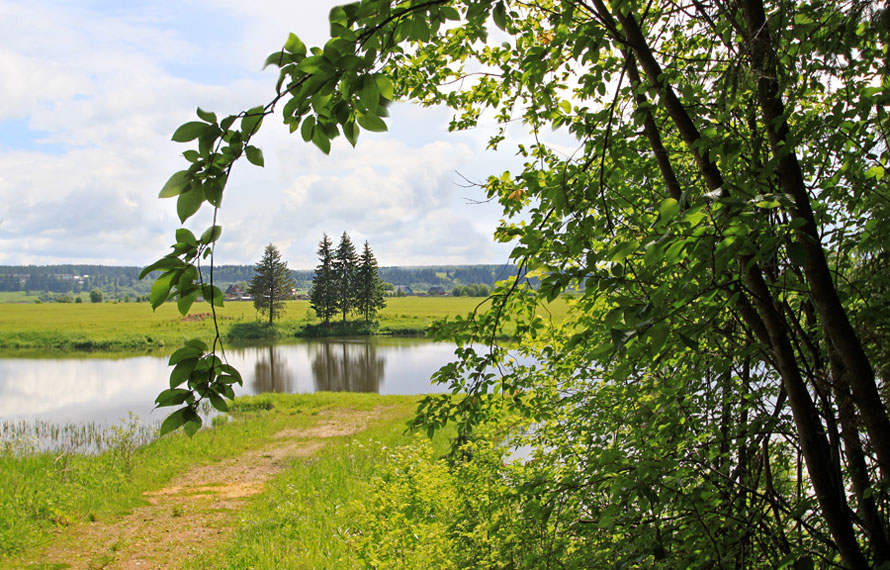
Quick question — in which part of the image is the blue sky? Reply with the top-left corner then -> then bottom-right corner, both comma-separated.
0,0 -> 527,268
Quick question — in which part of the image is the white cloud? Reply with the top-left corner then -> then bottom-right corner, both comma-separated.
0,0 -> 520,268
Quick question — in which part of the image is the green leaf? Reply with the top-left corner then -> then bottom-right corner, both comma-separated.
241,106 -> 265,135
177,291 -> 198,316
220,115 -> 236,131
169,345 -> 203,365
196,107 -> 217,124
155,388 -> 192,407
177,185 -> 205,223
202,284 -> 224,307
159,171 -> 190,199
357,111 -> 387,132
284,33 -> 307,57
297,55 -> 323,74
203,179 -> 223,207
301,116 -> 316,142
140,256 -> 185,279
200,225 -> 222,244
183,416 -> 202,437
361,74 -> 380,110
376,75 -> 395,101
209,393 -> 229,412
219,364 -> 243,384
172,121 -> 209,143
312,128 -> 331,154
150,272 -> 176,309
263,51 -> 286,69
659,198 -> 679,221
647,322 -> 669,352
245,145 -> 264,167
175,228 -> 197,246
492,1 -> 507,31
169,358 -> 198,388
344,119 -> 359,147
160,407 -> 189,436
866,165 -> 885,181
610,240 -> 639,262
185,338 -> 209,351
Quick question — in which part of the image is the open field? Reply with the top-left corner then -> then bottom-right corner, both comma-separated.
0,291 -> 42,303
0,393 -> 437,569
0,296 -> 572,352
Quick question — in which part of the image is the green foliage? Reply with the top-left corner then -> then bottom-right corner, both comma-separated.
451,283 -> 490,297
247,243 -> 296,325
333,232 -> 359,322
89,289 -> 103,303
309,233 -> 338,324
356,241 -> 386,323
311,233 -> 386,324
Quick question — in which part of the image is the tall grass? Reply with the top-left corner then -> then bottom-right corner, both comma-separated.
0,413 -> 157,456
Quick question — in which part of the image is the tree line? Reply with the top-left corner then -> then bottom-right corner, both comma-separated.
0,263 -> 521,298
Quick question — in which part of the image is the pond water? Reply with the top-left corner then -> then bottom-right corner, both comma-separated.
0,337 -> 459,424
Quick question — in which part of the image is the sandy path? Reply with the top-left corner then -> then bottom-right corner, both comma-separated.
27,407 -> 382,570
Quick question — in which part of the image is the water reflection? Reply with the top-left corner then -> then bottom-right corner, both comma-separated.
310,339 -> 385,392
252,345 -> 296,393
0,337 -> 457,423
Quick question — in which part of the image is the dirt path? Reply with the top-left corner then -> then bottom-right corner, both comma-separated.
28,407 -> 384,570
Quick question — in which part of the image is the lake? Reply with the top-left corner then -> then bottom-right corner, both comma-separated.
0,337 -> 459,424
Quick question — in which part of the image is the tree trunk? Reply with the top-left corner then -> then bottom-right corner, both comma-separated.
738,0 -> 890,480
596,4 -> 870,563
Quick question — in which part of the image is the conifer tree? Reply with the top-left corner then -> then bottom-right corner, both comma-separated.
309,233 -> 336,324
356,241 -> 386,323
247,244 -> 295,326
333,232 -> 359,322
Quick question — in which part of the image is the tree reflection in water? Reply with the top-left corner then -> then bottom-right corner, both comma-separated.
252,345 -> 296,393
310,339 -> 385,393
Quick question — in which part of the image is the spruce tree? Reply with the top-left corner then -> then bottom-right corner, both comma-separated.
356,241 -> 386,323
247,244 -> 295,326
309,233 -> 337,324
333,232 -> 359,322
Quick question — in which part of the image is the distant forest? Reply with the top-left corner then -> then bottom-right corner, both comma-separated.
0,263 -> 528,301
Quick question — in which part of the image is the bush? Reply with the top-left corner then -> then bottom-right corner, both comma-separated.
349,434 -> 595,570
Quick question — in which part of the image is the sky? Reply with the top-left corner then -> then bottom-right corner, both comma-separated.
0,0 -> 527,269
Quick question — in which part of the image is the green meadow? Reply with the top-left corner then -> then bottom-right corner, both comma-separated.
0,296 -> 571,352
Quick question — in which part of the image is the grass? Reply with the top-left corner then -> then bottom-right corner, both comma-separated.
0,392 -> 422,567
0,297 -> 572,352
0,291 -> 43,303
183,397 -> 452,570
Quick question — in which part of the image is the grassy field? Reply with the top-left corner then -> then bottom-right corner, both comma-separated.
0,291 -> 42,303
0,393 -> 430,567
0,296 -> 571,352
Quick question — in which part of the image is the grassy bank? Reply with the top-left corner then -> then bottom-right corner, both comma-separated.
0,297 -> 571,351
0,393 -> 423,567
184,403 -> 455,570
